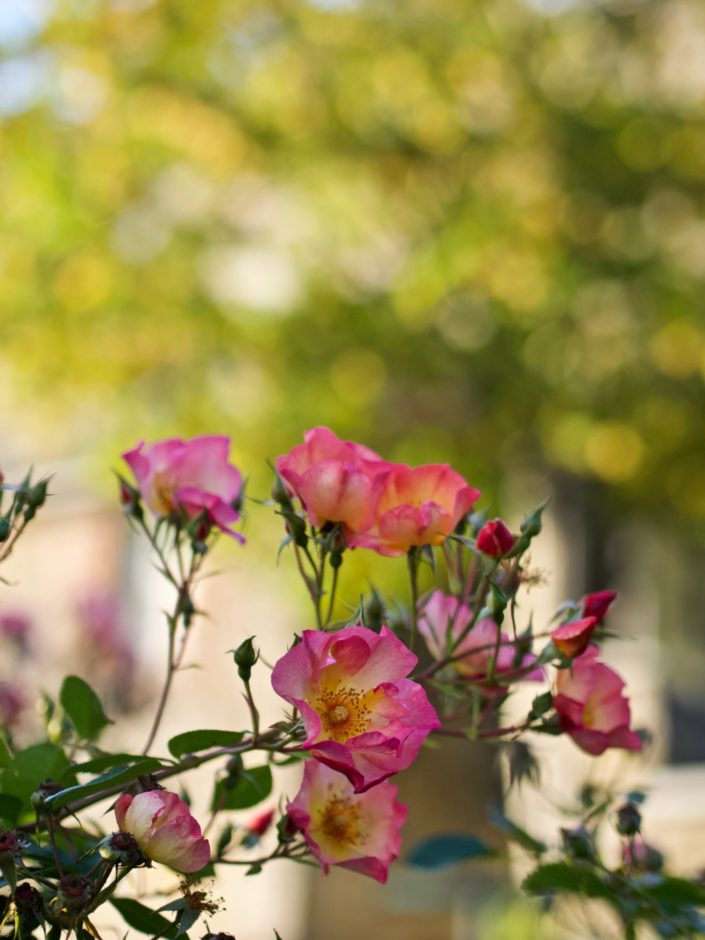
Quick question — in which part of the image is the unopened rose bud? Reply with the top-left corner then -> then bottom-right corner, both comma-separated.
232,637 -> 258,682
476,519 -> 515,557
31,778 -> 63,810
26,480 -> 48,510
246,808 -> 274,839
616,802 -> 641,837
561,825 -> 595,861
271,473 -> 292,508
202,933 -> 237,940
117,476 -> 143,521
98,831 -> 145,867
284,513 -> 308,548
551,617 -> 597,659
276,813 -> 298,844
55,875 -> 92,911
14,883 -> 44,931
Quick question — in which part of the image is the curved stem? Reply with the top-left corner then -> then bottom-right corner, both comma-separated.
141,619 -> 177,755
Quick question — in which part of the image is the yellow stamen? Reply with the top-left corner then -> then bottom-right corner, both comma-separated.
315,687 -> 372,742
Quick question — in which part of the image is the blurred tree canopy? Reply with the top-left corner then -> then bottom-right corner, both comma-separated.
2,0 -> 704,522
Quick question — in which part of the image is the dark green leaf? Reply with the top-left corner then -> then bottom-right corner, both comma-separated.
407,834 -> 496,869
168,729 -> 244,759
522,862 -> 611,900
0,734 -> 12,769
46,758 -> 164,809
110,898 -> 177,937
0,795 -> 22,824
67,753 -> 166,777
60,676 -> 112,740
642,876 -> 705,907
210,765 -> 272,811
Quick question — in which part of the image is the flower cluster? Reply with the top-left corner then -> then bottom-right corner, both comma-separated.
276,426 -> 479,556
269,428 -> 643,880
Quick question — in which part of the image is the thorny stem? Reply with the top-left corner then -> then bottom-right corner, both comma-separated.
20,729 -> 287,836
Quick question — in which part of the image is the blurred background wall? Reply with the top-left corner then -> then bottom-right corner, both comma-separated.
1,0 -> 705,936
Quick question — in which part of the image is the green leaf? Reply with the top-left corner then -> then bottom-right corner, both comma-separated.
110,898 -> 177,937
522,862 -> 611,899
60,676 -> 112,740
490,806 -> 546,856
406,834 -> 496,869
66,753 -> 167,778
168,729 -> 244,759
0,795 -> 22,824
642,876 -> 705,907
45,758 -> 164,809
0,734 -> 13,769
210,765 -> 272,811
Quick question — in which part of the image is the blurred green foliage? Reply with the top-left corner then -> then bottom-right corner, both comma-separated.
2,0 -> 704,519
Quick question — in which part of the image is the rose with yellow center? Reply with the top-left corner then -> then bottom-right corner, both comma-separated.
122,436 -> 244,541
287,761 -> 406,883
272,625 -> 440,793
554,645 -> 642,756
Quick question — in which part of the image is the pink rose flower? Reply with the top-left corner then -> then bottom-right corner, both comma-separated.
418,590 -> 542,683
551,616 -> 597,659
0,612 -> 32,652
554,646 -> 642,756
122,436 -> 244,541
581,590 -> 617,623
287,760 -> 406,883
275,427 -> 389,534
114,790 -> 210,873
476,519 -> 515,557
347,464 -> 480,557
271,625 -> 440,793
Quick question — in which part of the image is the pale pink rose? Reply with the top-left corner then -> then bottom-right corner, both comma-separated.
114,790 -> 210,873
0,612 -> 32,652
275,427 -> 389,533
287,760 -> 406,883
122,436 -> 244,540
272,625 -> 440,793
554,646 -> 642,756
418,591 -> 542,683
348,464 -> 480,557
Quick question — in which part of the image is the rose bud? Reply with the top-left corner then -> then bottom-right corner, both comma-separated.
476,519 -> 515,557
551,616 -> 597,659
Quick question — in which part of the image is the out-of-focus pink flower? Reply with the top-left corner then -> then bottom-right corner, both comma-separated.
551,616 -> 597,659
122,436 -> 244,541
476,519 -> 515,557
0,683 -> 24,729
115,790 -> 210,873
0,612 -> 32,652
581,591 -> 617,623
348,464 -> 480,557
287,760 -> 406,883
275,427 -> 388,533
272,625 -> 439,793
418,591 -> 543,683
76,593 -> 133,662
554,646 -> 642,756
